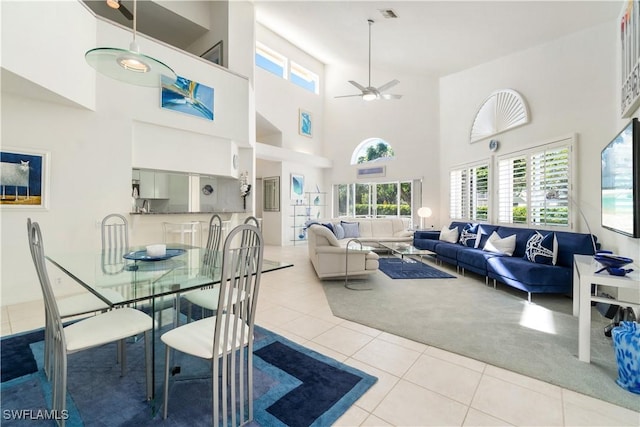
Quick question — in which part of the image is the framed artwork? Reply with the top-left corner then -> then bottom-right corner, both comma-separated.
299,109 -> 312,137
620,1 -> 640,117
0,147 -> 49,209
161,75 -> 214,121
291,173 -> 304,200
201,41 -> 223,67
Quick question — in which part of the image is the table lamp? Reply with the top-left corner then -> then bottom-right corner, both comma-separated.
417,207 -> 433,229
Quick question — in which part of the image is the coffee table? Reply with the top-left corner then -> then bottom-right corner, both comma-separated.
379,242 -> 436,271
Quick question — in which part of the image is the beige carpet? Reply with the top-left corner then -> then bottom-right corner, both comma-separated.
321,263 -> 640,412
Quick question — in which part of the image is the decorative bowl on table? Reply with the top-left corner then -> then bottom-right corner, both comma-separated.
594,254 -> 634,276
594,254 -> 634,268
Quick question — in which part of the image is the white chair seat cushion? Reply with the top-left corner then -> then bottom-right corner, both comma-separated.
64,308 -> 154,353
183,286 -> 245,311
161,316 -> 251,360
57,289 -> 124,318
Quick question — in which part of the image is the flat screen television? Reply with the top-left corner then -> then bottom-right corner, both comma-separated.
601,118 -> 640,238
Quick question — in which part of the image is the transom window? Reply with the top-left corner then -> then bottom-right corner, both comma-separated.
255,43 -> 320,95
290,61 -> 319,94
351,138 -> 395,165
255,42 -> 287,78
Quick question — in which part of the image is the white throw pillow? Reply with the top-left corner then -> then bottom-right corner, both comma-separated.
483,231 -> 516,256
439,226 -> 459,243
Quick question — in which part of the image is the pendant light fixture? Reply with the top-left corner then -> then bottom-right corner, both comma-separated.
85,0 -> 176,87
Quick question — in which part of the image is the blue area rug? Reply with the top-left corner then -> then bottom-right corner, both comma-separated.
0,325 -> 376,426
378,257 -> 456,279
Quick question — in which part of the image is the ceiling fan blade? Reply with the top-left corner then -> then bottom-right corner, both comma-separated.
117,2 -> 134,20
334,94 -> 364,99
381,93 -> 403,100
376,79 -> 400,93
348,80 -> 367,92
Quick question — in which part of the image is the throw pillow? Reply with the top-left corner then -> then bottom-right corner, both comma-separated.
483,231 -> 516,256
321,222 -> 334,233
341,221 -> 360,238
439,225 -> 459,243
333,223 -> 345,240
459,224 -> 479,248
524,231 -> 558,265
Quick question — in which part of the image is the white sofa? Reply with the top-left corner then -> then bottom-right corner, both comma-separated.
306,217 -> 412,279
333,217 -> 413,248
307,224 -> 380,279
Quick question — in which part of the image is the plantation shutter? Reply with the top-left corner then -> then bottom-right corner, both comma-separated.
450,162 -> 489,221
449,170 -> 465,219
497,141 -> 571,228
471,165 -> 489,221
530,147 -> 570,226
498,156 -> 527,224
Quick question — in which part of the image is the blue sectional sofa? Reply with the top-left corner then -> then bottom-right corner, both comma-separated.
413,221 -> 598,301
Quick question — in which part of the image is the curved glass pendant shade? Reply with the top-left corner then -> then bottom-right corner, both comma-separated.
85,0 -> 176,88
85,43 -> 176,88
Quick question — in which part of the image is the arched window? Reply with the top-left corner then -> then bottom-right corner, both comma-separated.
350,138 -> 395,165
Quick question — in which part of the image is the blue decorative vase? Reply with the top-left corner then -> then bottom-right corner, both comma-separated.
612,321 -> 640,394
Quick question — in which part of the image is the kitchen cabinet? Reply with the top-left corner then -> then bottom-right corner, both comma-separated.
139,170 -> 169,199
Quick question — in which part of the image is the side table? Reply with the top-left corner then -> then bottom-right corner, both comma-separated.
573,254 -> 640,363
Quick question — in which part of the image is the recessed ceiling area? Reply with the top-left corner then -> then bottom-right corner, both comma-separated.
254,0 -> 621,76
81,1 -> 621,78
81,0 -> 209,49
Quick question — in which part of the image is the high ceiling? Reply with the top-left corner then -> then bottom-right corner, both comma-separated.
83,0 -> 622,77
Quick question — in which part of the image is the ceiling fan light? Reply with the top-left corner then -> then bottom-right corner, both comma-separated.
106,0 -> 120,9
363,92 -> 377,101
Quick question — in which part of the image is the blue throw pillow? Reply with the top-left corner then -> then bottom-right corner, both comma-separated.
341,221 -> 360,238
524,231 -> 558,265
459,224 -> 479,248
322,222 -> 334,233
333,223 -> 345,239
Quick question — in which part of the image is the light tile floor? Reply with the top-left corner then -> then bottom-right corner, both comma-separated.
2,245 -> 639,426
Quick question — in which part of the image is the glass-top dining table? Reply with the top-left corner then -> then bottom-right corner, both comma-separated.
45,244 -> 293,406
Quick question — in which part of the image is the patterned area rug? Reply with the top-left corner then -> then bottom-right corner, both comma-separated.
0,325 -> 376,426
378,257 -> 456,279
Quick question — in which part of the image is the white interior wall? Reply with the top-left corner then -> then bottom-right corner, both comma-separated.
0,2 -> 252,306
323,63 -> 441,224
255,24 -> 325,155
439,21 -> 639,262
1,1 -> 96,109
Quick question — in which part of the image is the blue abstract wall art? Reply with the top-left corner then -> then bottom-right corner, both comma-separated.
299,109 -> 312,137
291,174 -> 304,200
161,75 -> 214,121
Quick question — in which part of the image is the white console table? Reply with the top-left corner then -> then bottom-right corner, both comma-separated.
573,254 -> 640,363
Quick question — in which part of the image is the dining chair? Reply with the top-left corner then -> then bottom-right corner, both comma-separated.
161,223 -> 264,426
26,219 -> 124,379
27,219 -> 155,427
181,214 -> 224,323
243,216 -> 260,229
101,213 -> 129,275
163,221 -> 202,247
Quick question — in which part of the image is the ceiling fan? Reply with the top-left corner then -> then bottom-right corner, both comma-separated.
335,19 -> 402,101
106,0 -> 133,20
